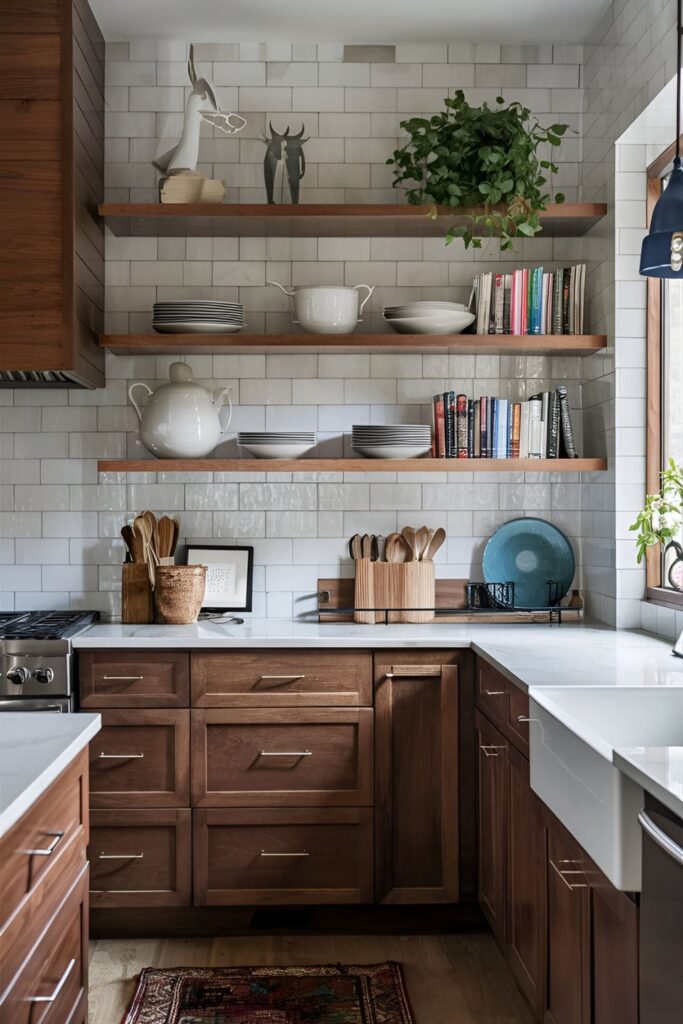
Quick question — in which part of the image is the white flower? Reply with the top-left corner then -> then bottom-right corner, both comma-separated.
662,510 -> 682,531
651,509 -> 661,531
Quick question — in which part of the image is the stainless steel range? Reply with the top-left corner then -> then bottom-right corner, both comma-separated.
0,611 -> 99,712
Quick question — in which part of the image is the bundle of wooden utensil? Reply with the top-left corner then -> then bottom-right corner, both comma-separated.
351,525 -> 445,624
349,526 -> 445,564
120,512 -> 180,623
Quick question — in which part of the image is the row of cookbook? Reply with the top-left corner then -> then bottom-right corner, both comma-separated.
432,387 -> 578,459
472,265 -> 586,336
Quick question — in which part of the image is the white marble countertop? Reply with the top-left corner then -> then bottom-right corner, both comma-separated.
74,619 -> 683,693
615,747 -> 683,820
0,713 -> 101,838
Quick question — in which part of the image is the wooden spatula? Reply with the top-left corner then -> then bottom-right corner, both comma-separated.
158,515 -> 175,560
424,527 -> 446,561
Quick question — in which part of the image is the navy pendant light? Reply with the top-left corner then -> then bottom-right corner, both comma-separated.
640,0 -> 683,277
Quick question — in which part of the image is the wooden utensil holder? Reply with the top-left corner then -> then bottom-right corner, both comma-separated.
354,559 -> 436,624
121,563 -> 153,623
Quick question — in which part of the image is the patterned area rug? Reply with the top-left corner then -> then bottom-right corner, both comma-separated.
121,962 -> 415,1023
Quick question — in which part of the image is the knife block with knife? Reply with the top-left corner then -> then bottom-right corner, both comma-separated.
351,527 -> 444,624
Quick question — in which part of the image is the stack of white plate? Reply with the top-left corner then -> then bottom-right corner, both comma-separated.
383,301 -> 474,336
352,424 -> 432,460
153,301 -> 245,335
237,432 -> 316,460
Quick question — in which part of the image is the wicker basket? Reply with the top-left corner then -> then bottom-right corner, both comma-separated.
154,564 -> 207,624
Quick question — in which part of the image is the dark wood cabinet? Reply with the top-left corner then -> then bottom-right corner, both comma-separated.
191,707 -> 374,807
0,0 -> 104,386
374,653 -> 460,904
591,877 -> 638,1024
506,743 -> 546,1018
475,710 -> 508,943
544,819 -> 591,1024
89,709 -> 190,808
79,650 -> 190,708
194,807 -> 374,905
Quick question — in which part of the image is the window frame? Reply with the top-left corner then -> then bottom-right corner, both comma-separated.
645,149 -> 683,609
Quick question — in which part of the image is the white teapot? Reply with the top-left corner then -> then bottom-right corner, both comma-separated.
128,361 -> 232,459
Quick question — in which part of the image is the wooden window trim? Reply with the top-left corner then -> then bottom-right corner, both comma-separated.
645,143 -> 683,607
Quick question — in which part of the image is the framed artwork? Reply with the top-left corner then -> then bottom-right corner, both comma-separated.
185,544 -> 254,612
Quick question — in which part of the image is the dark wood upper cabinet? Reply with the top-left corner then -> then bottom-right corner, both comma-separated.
374,653 -> 460,904
475,709 -> 508,943
0,0 -> 104,386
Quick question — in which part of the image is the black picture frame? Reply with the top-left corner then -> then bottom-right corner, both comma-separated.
185,544 -> 254,612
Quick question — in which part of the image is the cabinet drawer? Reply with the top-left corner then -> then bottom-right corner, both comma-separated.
89,710 -> 189,808
0,865 -> 88,1024
79,650 -> 189,708
477,659 -> 510,729
191,650 -> 372,707
191,708 -> 373,807
194,807 -> 373,905
0,750 -> 87,933
507,683 -> 530,756
89,809 -> 191,908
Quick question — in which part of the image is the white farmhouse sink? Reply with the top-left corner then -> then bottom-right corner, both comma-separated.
529,686 -> 683,891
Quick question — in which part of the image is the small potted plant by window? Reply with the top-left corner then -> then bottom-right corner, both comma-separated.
631,459 -> 683,577
388,90 -> 570,250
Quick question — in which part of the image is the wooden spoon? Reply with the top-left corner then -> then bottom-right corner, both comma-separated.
415,526 -> 431,561
158,515 -> 175,560
133,516 -> 157,586
385,533 -> 409,563
401,526 -> 418,561
120,525 -> 136,562
424,527 -> 446,561
171,515 -> 181,556
349,534 -> 362,561
361,534 -> 373,560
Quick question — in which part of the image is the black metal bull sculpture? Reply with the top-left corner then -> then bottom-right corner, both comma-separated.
262,123 -> 309,204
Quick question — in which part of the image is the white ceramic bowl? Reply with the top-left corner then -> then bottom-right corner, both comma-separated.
352,443 -> 432,459
383,301 -> 468,315
238,441 -> 316,459
384,311 -> 475,335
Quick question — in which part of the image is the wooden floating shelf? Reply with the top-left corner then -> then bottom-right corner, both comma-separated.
98,458 -> 607,474
100,333 -> 608,357
98,202 -> 607,238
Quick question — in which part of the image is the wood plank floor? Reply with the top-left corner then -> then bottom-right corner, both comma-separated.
89,932 -> 535,1023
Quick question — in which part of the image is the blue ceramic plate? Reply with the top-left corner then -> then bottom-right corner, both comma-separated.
482,518 -> 575,609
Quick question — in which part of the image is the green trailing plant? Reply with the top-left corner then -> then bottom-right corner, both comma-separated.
388,90 -> 570,250
631,459 -> 683,563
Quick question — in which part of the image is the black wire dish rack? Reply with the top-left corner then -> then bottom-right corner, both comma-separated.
317,579 -> 575,625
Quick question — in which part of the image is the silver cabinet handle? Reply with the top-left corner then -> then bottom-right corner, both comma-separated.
483,689 -> 505,696
259,850 -> 309,857
480,745 -> 506,757
28,958 -> 76,1003
98,852 -> 144,860
98,752 -> 144,760
102,675 -> 144,681
639,810 -> 683,866
550,858 -> 588,890
22,830 -> 64,857
259,750 -> 312,757
259,674 -> 306,681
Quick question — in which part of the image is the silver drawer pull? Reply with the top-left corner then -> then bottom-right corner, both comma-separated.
259,750 -> 312,757
98,852 -> 144,860
22,830 -> 64,857
550,859 -> 588,891
483,689 -> 505,696
28,957 -> 76,1003
98,752 -> 144,760
259,850 -> 309,857
102,675 -> 144,681
259,674 -> 306,681
480,744 -> 506,757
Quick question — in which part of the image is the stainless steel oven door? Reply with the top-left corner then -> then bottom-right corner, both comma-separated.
0,697 -> 71,712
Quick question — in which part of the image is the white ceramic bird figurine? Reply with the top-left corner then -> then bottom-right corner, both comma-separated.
154,45 -> 246,174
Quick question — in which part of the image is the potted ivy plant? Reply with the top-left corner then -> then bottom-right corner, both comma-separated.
388,90 -> 570,250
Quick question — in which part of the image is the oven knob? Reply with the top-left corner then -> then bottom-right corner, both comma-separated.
34,668 -> 55,685
6,667 -> 29,686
